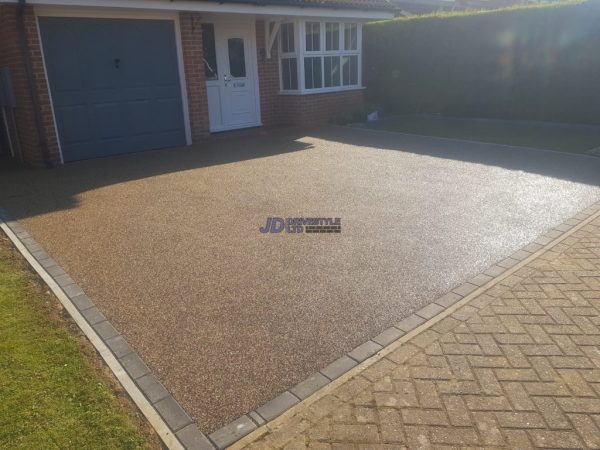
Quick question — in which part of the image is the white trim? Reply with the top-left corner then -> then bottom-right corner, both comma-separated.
1,109 -> 15,158
279,20 -> 363,95
36,4 -> 178,19
251,18 -> 262,128
205,16 -> 262,133
7,0 -> 394,20
35,15 -> 65,163
34,6 -> 193,155
173,15 -> 193,145
279,86 -> 365,95
265,20 -> 281,60
357,22 -> 363,88
209,123 -> 263,133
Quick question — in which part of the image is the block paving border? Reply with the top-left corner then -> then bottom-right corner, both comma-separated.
1,199 -> 599,449
232,199 -> 600,449
217,200 -> 600,449
0,210 -> 212,450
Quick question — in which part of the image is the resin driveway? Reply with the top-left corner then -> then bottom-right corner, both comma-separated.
1,126 -> 599,433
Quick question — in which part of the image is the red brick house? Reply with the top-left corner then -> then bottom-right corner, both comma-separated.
0,0 -> 394,166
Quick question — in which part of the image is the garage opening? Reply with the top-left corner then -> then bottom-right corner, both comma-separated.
39,17 -> 187,162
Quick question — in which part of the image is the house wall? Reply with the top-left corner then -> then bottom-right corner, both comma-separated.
278,90 -> 365,126
179,12 -> 211,141
0,3 -> 61,166
255,19 -> 283,127
254,19 -> 364,127
2,6 -> 366,167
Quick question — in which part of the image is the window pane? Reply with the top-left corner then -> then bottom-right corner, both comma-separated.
342,55 -> 358,86
344,23 -> 358,50
324,56 -> 340,88
304,57 -> 322,89
202,24 -> 218,80
281,57 -> 298,90
228,38 -> 246,78
305,22 -> 320,52
281,23 -> 294,53
325,23 -> 339,51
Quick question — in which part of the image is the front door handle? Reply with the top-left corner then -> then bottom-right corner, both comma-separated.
223,74 -> 231,86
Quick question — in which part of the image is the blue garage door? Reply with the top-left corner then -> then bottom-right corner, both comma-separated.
39,18 -> 186,162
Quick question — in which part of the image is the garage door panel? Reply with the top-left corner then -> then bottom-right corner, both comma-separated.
128,130 -> 186,151
80,27 -> 120,91
153,56 -> 181,85
126,100 -> 153,135
52,90 -> 87,107
93,103 -> 127,140
87,88 -> 127,104
154,85 -> 182,100
154,98 -> 184,131
41,25 -> 84,92
46,54 -> 84,93
119,24 -> 179,87
39,17 -> 186,162
57,106 -> 90,144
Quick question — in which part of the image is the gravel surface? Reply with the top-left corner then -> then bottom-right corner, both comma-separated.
1,126 -> 599,433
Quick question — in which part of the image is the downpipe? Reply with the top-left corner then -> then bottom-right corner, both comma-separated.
16,0 -> 53,167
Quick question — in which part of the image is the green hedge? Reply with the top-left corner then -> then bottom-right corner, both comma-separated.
364,1 -> 600,125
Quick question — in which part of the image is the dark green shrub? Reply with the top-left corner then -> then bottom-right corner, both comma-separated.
364,1 -> 600,125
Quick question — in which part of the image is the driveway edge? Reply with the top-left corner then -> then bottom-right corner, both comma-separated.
225,199 -> 600,450
342,124 -> 600,161
2,200 -> 599,450
0,212 -> 214,450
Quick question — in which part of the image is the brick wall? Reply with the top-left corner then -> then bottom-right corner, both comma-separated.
2,8 -> 364,167
254,19 -> 365,127
0,7 -> 211,167
179,12 -> 210,142
255,20 -> 283,127
279,90 -> 365,127
0,4 -> 60,167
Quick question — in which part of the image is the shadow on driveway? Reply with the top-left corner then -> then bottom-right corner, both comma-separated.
1,125 -> 599,222
316,125 -> 600,186
0,128 -> 314,220
0,125 -> 599,433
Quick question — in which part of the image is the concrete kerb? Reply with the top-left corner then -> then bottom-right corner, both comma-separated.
2,199 -> 600,450
0,213 -> 212,450
228,199 -> 600,450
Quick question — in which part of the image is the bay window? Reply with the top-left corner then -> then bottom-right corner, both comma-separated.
279,20 -> 362,94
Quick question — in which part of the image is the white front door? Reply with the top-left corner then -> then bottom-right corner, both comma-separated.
205,20 -> 261,132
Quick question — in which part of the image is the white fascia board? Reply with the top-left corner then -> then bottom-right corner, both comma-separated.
6,0 -> 395,20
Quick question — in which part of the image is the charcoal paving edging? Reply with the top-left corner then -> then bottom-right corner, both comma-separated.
2,200 -> 599,450
0,210 -> 213,450
226,199 -> 600,450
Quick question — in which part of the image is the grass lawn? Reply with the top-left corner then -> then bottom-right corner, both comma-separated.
361,115 -> 600,155
0,234 -> 159,449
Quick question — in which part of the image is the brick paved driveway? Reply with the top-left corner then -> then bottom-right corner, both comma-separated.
0,127 -> 599,433
236,206 -> 600,449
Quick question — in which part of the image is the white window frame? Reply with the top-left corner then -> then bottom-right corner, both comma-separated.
279,19 -> 363,95
278,21 -> 300,93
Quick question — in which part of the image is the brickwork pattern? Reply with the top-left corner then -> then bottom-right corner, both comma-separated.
256,20 -> 283,127
0,4 -> 60,166
255,19 -> 365,128
278,90 -> 365,127
179,12 -> 211,142
239,209 -> 600,449
2,6 -> 367,166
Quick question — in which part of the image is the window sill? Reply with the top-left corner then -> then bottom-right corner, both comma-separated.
279,86 -> 365,96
